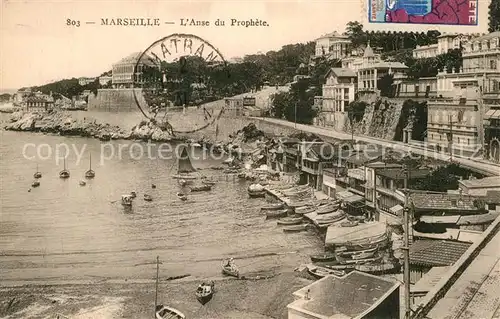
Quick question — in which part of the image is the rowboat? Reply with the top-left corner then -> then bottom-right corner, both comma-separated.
283,224 -> 309,233
337,246 -> 378,257
287,200 -> 314,208
195,281 -> 215,305
156,305 -> 186,319
221,259 -> 239,278
177,192 -> 188,201
31,180 -> 40,188
277,217 -> 303,225
316,213 -> 346,225
340,220 -> 359,227
33,164 -> 42,179
121,195 -> 133,206
351,250 -> 376,260
310,253 -> 337,263
144,194 -> 153,201
355,261 -> 401,274
336,255 -> 382,265
79,180 -> 86,186
321,263 -> 355,271
249,190 -> 266,198
266,209 -> 288,219
190,184 -> 212,192
307,265 -> 346,279
315,203 -> 339,215
261,202 -> 285,211
294,206 -> 316,215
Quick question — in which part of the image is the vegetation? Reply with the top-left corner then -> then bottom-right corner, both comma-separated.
377,74 -> 394,97
0,93 -> 11,103
409,163 -> 484,192
489,0 -> 500,32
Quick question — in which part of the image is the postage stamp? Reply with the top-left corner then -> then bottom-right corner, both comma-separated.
132,33 -> 228,128
363,0 -> 491,33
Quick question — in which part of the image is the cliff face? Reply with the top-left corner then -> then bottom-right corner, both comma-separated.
354,94 -> 404,140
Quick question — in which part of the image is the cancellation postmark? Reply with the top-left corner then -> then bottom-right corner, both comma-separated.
132,33 -> 228,128
362,0 -> 490,33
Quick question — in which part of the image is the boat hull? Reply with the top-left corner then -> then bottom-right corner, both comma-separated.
156,305 -> 186,319
266,209 -> 288,219
196,293 -> 213,305
249,191 -> 266,198
277,218 -> 303,226
222,267 -> 239,278
190,185 -> 212,192
310,254 -> 337,263
172,175 -> 197,180
261,203 -> 285,211
283,224 -> 308,233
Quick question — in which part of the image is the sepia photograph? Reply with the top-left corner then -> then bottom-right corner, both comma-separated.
1,0 -> 499,318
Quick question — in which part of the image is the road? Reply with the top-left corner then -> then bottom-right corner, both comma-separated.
252,117 -> 500,176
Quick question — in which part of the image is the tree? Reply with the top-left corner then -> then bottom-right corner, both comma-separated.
346,101 -> 368,143
489,0 -> 500,32
377,73 -> 394,97
344,21 -> 365,48
270,91 -> 290,119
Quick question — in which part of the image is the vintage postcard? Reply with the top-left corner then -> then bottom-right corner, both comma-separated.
1,0 -> 500,319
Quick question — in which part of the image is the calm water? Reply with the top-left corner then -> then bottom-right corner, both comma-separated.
0,127 -> 321,285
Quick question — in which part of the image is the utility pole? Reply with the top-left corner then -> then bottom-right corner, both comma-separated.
402,165 -> 411,319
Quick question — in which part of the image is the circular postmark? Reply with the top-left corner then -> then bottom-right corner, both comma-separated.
132,33 -> 228,134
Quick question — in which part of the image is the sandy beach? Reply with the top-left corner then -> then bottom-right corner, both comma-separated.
0,271 -> 313,319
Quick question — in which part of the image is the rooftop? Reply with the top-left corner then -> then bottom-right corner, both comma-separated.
114,51 -> 158,67
365,162 -> 403,169
484,190 -> 500,204
458,176 -> 500,189
376,168 -> 431,180
325,68 -> 357,79
345,150 -> 384,166
288,271 -> 399,318
468,31 -> 500,42
409,191 -> 482,212
412,266 -> 451,293
409,240 -> 472,267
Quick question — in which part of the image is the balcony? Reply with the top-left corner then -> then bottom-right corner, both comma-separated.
376,186 -> 405,202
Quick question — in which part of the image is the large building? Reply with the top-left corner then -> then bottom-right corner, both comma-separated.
412,34 -> 471,59
314,31 -> 351,59
112,52 -> 158,89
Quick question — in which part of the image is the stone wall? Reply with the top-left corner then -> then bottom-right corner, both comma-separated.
87,89 -> 147,112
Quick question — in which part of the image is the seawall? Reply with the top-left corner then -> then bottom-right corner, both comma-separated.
87,89 -> 147,112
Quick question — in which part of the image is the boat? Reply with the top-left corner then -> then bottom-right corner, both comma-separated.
340,220 -> 359,227
154,256 -> 186,319
130,191 -> 137,198
266,209 -> 288,219
221,259 -> 239,278
316,213 -> 346,224
59,158 -> 70,179
310,253 -> 337,263
201,179 -> 216,186
261,202 -> 285,211
277,216 -> 303,226
350,250 -> 377,260
172,145 -> 198,180
315,203 -> 340,215
337,246 -> 378,257
283,224 -> 309,233
336,254 -> 382,265
121,194 -> 133,206
33,164 -> 42,179
294,206 -> 315,215
190,184 -> 212,192
152,184 -> 157,189
306,265 -> 346,279
248,184 -> 266,198
144,194 -> 153,201
31,180 -> 40,188
195,281 -> 215,305
79,180 -> 86,186
177,192 -> 188,201
354,261 -> 401,275
84,154 -> 95,178
320,263 -> 355,271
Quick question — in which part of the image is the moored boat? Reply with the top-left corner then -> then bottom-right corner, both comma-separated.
84,154 -> 95,178
31,180 -> 40,188
306,264 -> 346,279
195,281 -> 215,305
221,259 -> 239,278
79,180 -> 86,186
144,194 -> 153,201
310,253 -> 337,263
315,203 -> 340,215
59,158 -> 70,179
172,145 -> 199,180
261,202 -> 285,211
283,224 -> 309,233
294,206 -> 316,215
177,192 -> 188,201
248,183 -> 266,198
155,305 -> 186,319
316,212 -> 346,224
266,209 -> 288,219
190,184 -> 212,192
121,194 -> 133,206
277,216 -> 303,226
340,220 -> 359,227
130,191 -> 137,198
33,164 -> 42,179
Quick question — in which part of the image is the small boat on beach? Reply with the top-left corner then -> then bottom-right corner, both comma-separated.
355,261 -> 401,275
266,209 -> 288,219
33,164 -> 42,179
221,259 -> 239,278
261,202 -> 285,211
154,256 -> 186,319
307,265 -> 346,279
130,191 -> 137,198
315,204 -> 340,215
59,158 -> 70,179
340,220 -> 359,227
277,216 -> 303,226
152,183 -> 156,189
283,224 -> 309,233
31,180 -> 40,188
144,194 -> 153,201
310,253 -> 337,263
121,194 -> 133,206
316,212 -> 346,225
195,281 -> 215,305
190,184 -> 212,192
177,192 -> 188,201
79,180 -> 86,186
248,184 -> 266,198
84,154 -> 95,178
336,254 -> 382,265
294,206 -> 316,215
337,246 -> 378,257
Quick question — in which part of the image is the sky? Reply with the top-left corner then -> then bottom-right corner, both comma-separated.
0,0 -> 360,90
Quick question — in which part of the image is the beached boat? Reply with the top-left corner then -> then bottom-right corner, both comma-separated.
294,206 -> 316,215
221,259 -> 239,278
152,184 -> 157,189
79,180 -> 86,186
310,253 -> 337,263
190,184 -> 212,192
172,145 -> 198,180
277,216 -> 303,226
287,200 -> 314,208
177,192 -> 187,201
266,209 -> 288,219
31,180 -> 40,187
201,179 -> 216,186
248,184 -> 266,198
283,224 -> 309,233
195,281 -> 215,305
261,202 -> 285,211
336,254 -> 382,265
307,265 -> 346,279
354,261 -> 400,275
84,154 -> 95,178
121,195 -> 133,206
130,191 -> 137,198
315,203 -> 340,215
340,220 -> 359,227
144,194 -> 153,201
154,256 -> 186,319
320,263 -> 355,271
351,250 -> 377,260
33,164 -> 42,179
316,212 -> 346,224
337,246 -> 378,257
59,158 -> 70,179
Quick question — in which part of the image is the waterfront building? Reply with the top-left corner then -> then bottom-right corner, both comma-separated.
287,272 -> 400,319
413,44 -> 438,59
483,93 -> 500,162
26,94 -> 54,111
314,31 -> 351,59
317,68 -> 357,129
412,34 -> 470,59
78,77 -> 96,86
112,52 -> 158,89
280,138 -> 301,173
99,75 -> 112,86
299,142 -> 335,190
458,176 -> 500,196
396,77 -> 438,99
